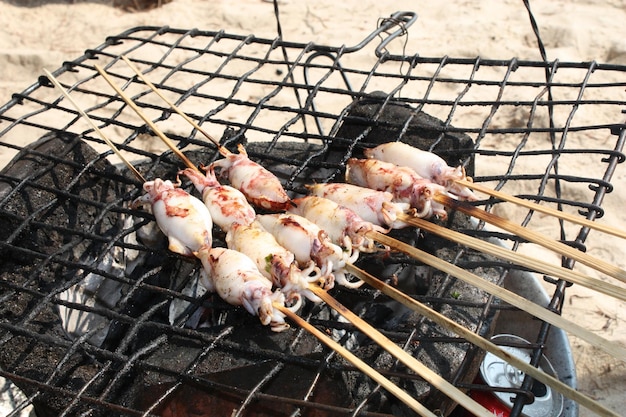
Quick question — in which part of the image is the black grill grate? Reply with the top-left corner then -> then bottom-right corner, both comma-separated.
1,10 -> 625,417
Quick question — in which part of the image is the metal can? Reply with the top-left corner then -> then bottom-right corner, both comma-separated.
472,334 -> 564,417
469,388 -> 512,417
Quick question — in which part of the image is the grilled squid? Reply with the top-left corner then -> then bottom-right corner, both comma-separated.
346,158 -> 448,219
363,142 -> 478,201
226,220 -> 323,303
197,247 -> 293,332
306,183 -> 412,229
255,213 -> 362,289
210,143 -> 292,211
179,166 -> 256,232
131,178 -> 213,257
288,195 -> 387,254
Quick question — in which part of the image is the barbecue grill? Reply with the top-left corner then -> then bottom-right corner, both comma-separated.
1,6 -> 625,417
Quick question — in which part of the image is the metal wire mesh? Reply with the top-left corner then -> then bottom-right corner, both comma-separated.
1,10 -> 625,417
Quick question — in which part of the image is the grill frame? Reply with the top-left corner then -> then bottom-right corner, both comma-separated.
1,10 -> 625,417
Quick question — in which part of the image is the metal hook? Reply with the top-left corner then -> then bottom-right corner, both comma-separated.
374,13 -> 412,60
299,11 -> 417,56
344,11 -> 417,55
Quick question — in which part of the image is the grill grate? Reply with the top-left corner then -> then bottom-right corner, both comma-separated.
1,10 -> 626,417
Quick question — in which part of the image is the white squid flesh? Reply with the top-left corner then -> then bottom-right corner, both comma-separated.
288,195 -> 387,254
306,183 -> 412,229
131,178 -> 213,257
179,166 -> 256,232
197,247 -> 293,332
346,158 -> 448,219
255,213 -> 362,289
210,143 -> 292,211
226,220 -> 322,303
363,142 -> 478,201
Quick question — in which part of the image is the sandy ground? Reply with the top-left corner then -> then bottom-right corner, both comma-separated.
1,0 -> 625,416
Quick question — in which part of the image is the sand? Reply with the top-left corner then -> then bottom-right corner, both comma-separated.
1,0 -> 625,416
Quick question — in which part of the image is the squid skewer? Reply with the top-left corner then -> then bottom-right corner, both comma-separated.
130,177 -> 213,257
209,143 -> 293,211
179,166 -> 256,232
129,183 -> 297,331
288,195 -> 388,255
255,212 -> 362,289
197,247 -> 292,332
346,157 -> 449,218
367,141 -> 626,240
364,141 -> 478,201
44,69 -> 213,258
353,146 -> 626,284
226,220 -> 323,304
306,182 -> 413,229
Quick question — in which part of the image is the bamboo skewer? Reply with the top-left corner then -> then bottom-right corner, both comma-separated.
345,263 -> 622,417
433,193 -> 626,284
93,64 -> 199,172
120,55 -> 231,156
88,65 -> 496,415
370,230 -> 626,363
43,69 -> 146,183
308,285 -> 495,417
273,303 -> 438,417
399,214 -> 626,303
457,178 -> 626,240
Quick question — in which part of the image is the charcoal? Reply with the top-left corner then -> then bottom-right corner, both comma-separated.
0,131 -> 125,261
134,330 -> 352,416
0,132 -> 126,416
